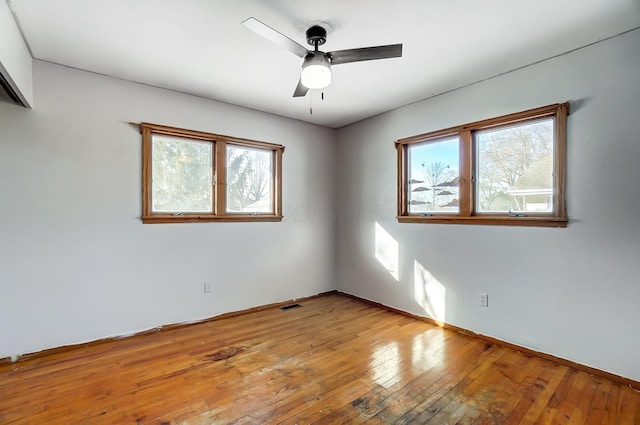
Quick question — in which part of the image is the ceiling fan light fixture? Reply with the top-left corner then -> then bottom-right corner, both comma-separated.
301,53 -> 331,89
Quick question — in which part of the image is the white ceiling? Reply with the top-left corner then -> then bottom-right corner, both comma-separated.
7,0 -> 640,128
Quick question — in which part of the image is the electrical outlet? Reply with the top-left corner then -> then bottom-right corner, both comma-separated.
479,293 -> 489,307
204,282 -> 212,293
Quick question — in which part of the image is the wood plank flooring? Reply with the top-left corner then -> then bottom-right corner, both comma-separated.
1,294 -> 638,424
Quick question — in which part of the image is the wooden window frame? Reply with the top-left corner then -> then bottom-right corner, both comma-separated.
396,103 -> 569,227
139,122 -> 283,224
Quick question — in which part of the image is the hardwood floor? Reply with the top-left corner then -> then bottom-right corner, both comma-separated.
1,294 -> 638,424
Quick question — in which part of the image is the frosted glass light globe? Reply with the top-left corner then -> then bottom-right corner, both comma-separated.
301,54 -> 331,89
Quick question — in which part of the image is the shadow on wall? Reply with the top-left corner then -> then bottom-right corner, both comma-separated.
373,221 -> 447,324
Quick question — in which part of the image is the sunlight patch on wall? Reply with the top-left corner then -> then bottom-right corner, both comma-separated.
374,222 -> 399,281
413,260 -> 446,323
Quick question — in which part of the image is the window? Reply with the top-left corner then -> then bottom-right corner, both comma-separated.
396,103 -> 569,227
140,123 -> 283,223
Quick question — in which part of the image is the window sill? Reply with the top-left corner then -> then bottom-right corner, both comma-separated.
142,215 -> 283,224
397,215 -> 567,227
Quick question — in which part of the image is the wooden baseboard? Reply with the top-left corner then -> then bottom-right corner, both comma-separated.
338,291 -> 640,391
4,290 -> 338,365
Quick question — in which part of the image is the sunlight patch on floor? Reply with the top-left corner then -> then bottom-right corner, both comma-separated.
370,341 -> 401,388
412,330 -> 445,372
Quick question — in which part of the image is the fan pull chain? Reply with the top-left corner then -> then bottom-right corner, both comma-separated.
309,90 -> 325,115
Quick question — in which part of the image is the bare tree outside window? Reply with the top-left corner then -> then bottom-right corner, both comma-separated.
408,136 -> 459,213
476,119 -> 553,212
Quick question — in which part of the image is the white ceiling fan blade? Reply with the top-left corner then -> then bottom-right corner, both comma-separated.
293,78 -> 309,97
329,44 -> 403,65
242,17 -> 308,58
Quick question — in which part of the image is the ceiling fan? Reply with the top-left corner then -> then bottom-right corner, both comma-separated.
242,17 -> 403,97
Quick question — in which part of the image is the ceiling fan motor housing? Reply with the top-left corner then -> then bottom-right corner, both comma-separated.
306,25 -> 327,47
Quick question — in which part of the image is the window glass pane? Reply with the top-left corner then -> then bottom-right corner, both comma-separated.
226,145 -> 273,213
408,137 -> 460,214
151,135 -> 213,213
476,118 -> 554,213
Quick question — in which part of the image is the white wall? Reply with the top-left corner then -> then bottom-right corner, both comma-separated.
0,0 -> 33,107
0,61 -> 336,358
335,28 -> 640,381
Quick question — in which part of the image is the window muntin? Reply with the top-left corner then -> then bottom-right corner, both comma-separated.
408,136 -> 460,214
140,123 -> 283,223
396,103 -> 568,227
